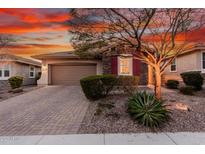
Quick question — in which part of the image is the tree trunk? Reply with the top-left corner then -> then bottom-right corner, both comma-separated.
154,67 -> 162,100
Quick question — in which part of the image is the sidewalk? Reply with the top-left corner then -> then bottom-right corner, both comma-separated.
0,132 -> 205,145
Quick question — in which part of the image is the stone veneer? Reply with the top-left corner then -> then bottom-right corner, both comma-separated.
102,55 -> 148,85
139,62 -> 148,85
102,55 -> 112,74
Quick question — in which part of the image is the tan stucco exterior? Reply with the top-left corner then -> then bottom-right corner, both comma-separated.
12,62 -> 41,85
38,59 -> 103,85
0,61 -> 41,90
162,50 -> 204,84
147,50 -> 205,85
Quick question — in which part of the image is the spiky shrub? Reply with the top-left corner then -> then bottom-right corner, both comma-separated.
128,92 -> 169,128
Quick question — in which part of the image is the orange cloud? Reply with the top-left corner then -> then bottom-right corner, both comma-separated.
0,9 -> 72,59
43,13 -> 71,23
0,8 -> 70,34
0,23 -> 69,34
21,12 -> 71,24
0,8 -> 71,23
4,43 -> 73,56
142,27 -> 205,43
6,43 -> 71,49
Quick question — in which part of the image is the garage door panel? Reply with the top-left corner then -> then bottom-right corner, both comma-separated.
51,64 -> 96,85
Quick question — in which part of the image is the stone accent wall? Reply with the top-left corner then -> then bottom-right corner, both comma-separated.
139,62 -> 148,85
102,55 -> 112,74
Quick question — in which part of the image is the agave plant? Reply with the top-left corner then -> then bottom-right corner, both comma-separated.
128,91 -> 170,128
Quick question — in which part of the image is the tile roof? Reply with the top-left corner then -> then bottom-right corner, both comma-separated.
0,54 -> 41,67
32,51 -> 99,60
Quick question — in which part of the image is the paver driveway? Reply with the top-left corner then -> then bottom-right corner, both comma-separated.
0,86 -> 90,136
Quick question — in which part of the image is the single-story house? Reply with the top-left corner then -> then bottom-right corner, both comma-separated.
160,45 -> 205,84
33,51 -> 148,86
33,45 -> 205,87
0,54 -> 41,89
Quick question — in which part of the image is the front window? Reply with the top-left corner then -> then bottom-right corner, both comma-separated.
118,56 -> 133,75
170,59 -> 177,72
0,64 -> 11,80
29,66 -> 35,78
4,70 -> 10,77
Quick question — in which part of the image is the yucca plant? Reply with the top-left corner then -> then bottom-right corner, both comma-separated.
128,91 -> 170,128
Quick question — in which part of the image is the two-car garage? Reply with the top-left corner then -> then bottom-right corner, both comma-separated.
33,51 -> 102,86
50,63 -> 97,85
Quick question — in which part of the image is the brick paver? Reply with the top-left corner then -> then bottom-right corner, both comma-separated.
0,86 -> 89,136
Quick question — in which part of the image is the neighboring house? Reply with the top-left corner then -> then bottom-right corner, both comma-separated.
33,51 -> 148,86
0,54 -> 41,90
148,45 -> 205,85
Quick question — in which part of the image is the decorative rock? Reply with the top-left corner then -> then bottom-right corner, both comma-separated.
166,102 -> 191,111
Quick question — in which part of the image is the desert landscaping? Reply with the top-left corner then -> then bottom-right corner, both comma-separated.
78,87 -> 205,134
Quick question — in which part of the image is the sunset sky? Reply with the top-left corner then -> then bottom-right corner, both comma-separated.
0,8 -> 72,59
1,8 -> 205,60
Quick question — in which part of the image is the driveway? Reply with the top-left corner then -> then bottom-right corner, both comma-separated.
0,86 -> 90,136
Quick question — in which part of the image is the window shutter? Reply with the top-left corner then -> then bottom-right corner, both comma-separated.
133,58 -> 140,76
111,56 -> 118,75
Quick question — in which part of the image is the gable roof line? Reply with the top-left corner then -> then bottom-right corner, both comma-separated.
32,51 -> 101,60
0,54 -> 41,67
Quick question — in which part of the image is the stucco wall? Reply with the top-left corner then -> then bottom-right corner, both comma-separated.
13,62 -> 41,85
162,51 -> 203,84
0,61 -> 41,89
38,59 -> 102,85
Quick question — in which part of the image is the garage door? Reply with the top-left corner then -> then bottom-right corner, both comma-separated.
51,64 -> 96,85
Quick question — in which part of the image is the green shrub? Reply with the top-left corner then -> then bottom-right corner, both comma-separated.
180,71 -> 204,90
179,86 -> 194,95
36,72 -> 41,80
128,91 -> 169,128
80,74 -> 117,100
116,76 -> 139,95
8,76 -> 23,89
166,80 -> 179,89
101,74 -> 117,95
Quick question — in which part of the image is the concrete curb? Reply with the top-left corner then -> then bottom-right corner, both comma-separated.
0,132 -> 205,145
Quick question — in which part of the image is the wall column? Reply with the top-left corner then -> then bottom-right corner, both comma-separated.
37,60 -> 49,85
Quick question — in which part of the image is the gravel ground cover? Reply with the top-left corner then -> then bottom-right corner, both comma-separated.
78,87 -> 205,133
0,85 -> 42,102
